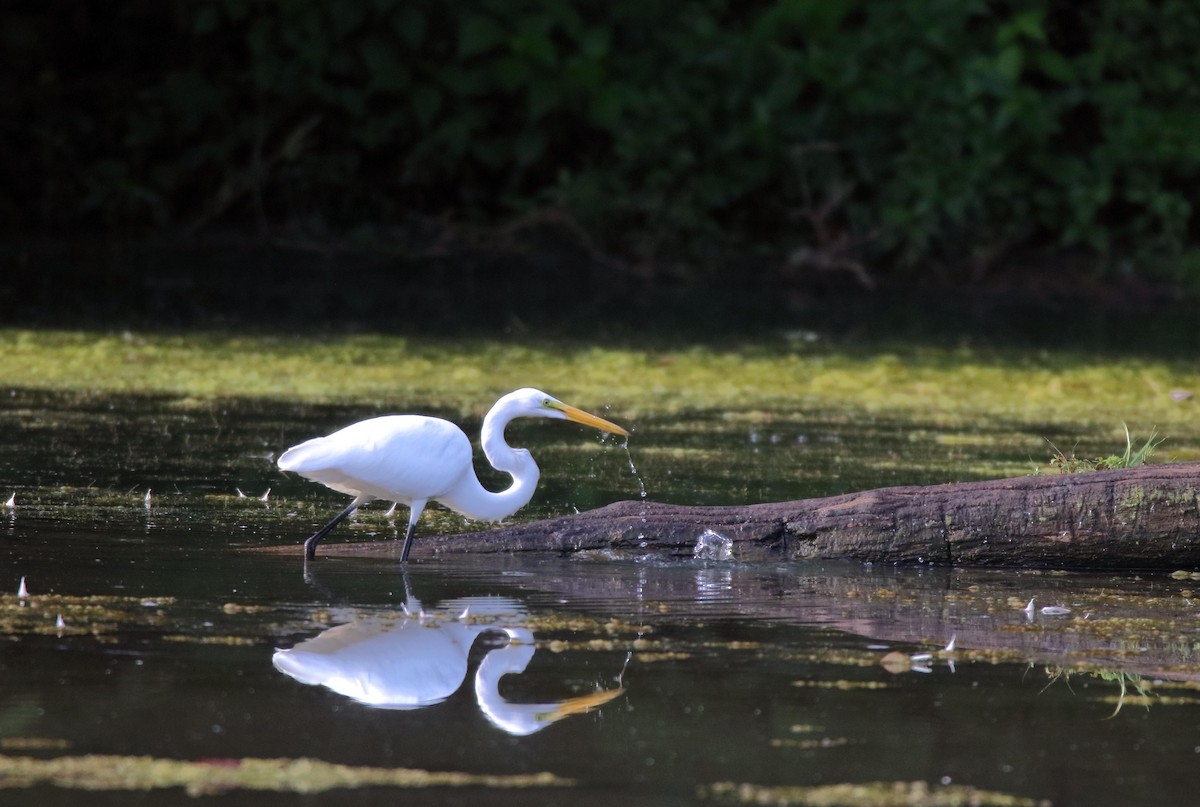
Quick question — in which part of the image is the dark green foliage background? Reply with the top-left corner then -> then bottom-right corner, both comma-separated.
6,0 -> 1200,290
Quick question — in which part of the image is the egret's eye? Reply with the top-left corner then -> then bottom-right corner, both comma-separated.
542,398 -> 553,407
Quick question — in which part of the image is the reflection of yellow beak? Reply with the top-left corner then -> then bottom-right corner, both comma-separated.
539,687 -> 626,724
553,402 -> 630,437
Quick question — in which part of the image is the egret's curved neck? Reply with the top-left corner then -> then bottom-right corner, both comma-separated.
474,629 -> 548,736
437,404 -> 540,521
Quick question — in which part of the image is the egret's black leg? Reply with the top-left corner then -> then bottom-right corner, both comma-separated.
303,500 -> 361,560
399,520 -> 418,564
398,501 -> 425,564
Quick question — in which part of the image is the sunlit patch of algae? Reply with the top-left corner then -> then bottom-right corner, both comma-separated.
703,780 -> 1049,806
0,330 -> 1197,443
0,593 -> 330,647
0,753 -> 571,795
0,593 -> 175,637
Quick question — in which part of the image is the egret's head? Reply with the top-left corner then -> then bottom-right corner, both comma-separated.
505,388 -> 629,437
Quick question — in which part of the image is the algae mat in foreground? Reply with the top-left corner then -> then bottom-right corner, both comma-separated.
0,753 -> 570,796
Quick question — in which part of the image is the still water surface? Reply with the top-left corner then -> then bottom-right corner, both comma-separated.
2,388 -> 1200,805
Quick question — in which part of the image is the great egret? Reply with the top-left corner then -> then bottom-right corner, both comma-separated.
278,387 -> 628,561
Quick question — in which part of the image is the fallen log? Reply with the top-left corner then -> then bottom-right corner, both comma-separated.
316,462 -> 1200,568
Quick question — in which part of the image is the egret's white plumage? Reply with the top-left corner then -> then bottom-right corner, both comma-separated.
278,388 -> 628,561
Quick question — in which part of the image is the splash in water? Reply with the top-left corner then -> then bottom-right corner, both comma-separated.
693,529 -> 733,561
622,439 -> 648,502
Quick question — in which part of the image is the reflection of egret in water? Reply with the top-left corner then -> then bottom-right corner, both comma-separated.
473,626 -> 627,736
273,597 -> 624,735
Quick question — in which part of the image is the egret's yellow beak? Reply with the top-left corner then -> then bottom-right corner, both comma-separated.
552,402 -> 629,437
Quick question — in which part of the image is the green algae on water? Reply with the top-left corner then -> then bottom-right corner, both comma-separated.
1,329 -> 1198,435
702,780 -> 1047,806
0,753 -> 572,795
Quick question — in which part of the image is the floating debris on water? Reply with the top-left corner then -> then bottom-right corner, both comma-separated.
693,529 -> 733,561
3,492 -> 13,508
880,635 -> 960,675
236,487 -> 272,502
17,577 -> 29,598
1021,597 -> 1071,619
907,653 -> 934,674
880,651 -> 931,674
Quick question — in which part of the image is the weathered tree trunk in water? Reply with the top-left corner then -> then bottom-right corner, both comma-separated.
399,462 -> 1200,568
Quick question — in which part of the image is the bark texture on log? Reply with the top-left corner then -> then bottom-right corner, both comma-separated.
312,462 -> 1200,568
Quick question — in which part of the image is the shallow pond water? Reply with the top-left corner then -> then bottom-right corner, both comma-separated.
1,363 -> 1200,805
7,529 -> 1200,807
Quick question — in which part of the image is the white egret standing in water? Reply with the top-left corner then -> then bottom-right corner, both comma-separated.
278,388 -> 628,562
